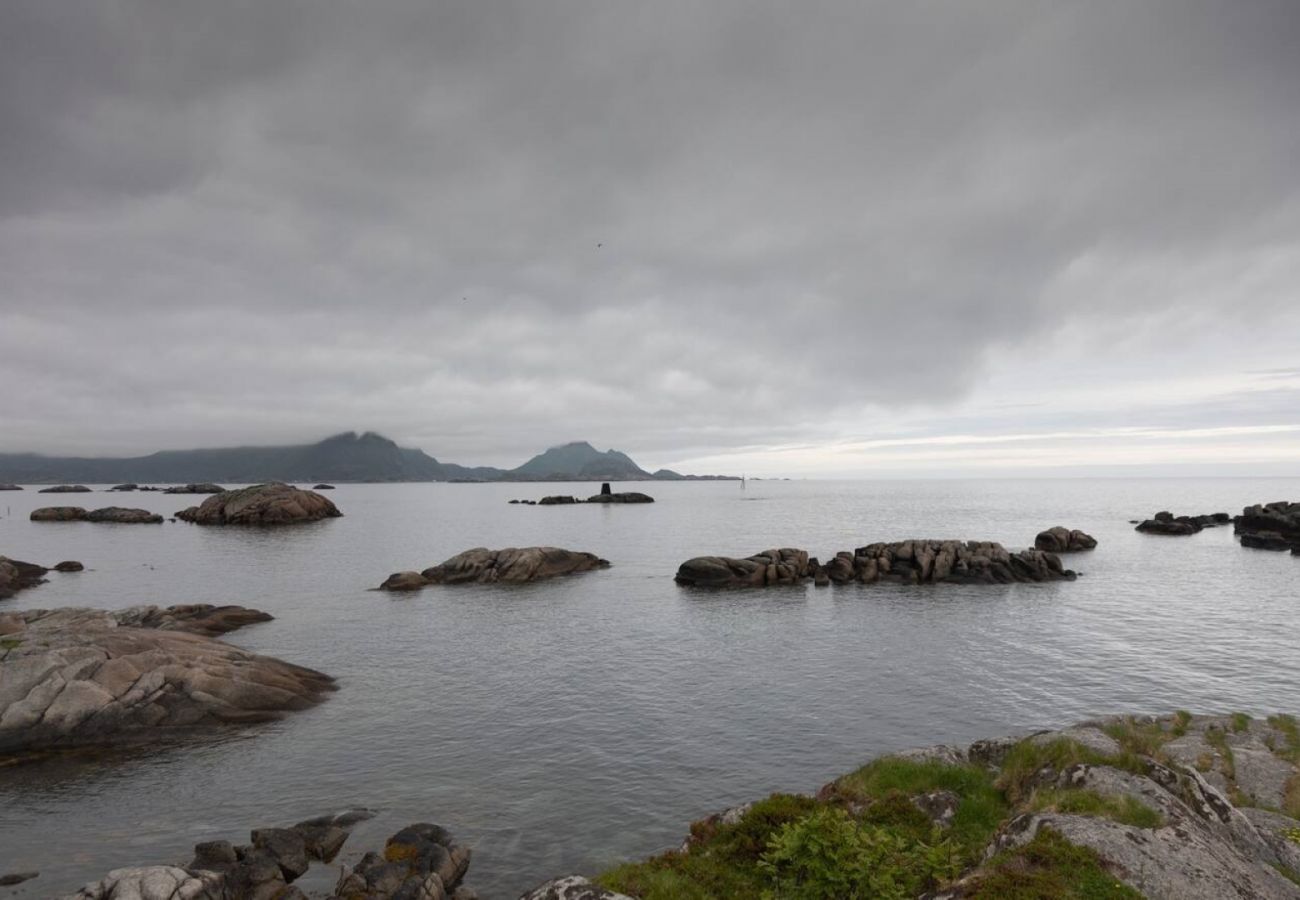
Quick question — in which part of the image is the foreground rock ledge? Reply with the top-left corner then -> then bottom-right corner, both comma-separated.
572,711 -> 1300,900
675,541 -> 1075,588
0,605 -> 334,756
381,547 -> 611,590
64,813 -> 479,900
177,482 -> 342,525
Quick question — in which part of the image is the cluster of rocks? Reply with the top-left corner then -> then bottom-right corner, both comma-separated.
675,541 -> 1077,588
165,483 -> 227,494
177,483 -> 342,525
1033,526 -> 1097,552
31,505 -> 164,524
38,484 -> 92,494
1235,501 -> 1300,553
380,547 -> 610,590
1135,510 -> 1232,536
64,813 -> 478,900
0,604 -> 334,757
510,486 -> 654,506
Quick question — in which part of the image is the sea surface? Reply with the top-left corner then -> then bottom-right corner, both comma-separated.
1,478 -> 1297,897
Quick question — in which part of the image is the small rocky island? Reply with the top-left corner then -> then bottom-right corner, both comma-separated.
675,541 -> 1076,588
176,482 -> 341,525
30,505 -> 164,524
535,711 -> 1300,900
1236,501 -> 1300,553
1034,526 -> 1097,552
380,547 -> 610,590
165,482 -> 227,494
0,604 -> 334,758
1135,511 -> 1232,536
511,483 -> 655,505
38,484 -> 92,493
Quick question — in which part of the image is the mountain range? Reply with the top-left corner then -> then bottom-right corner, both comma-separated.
0,432 -> 736,484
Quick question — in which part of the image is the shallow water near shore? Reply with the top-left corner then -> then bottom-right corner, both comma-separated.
1,478 -> 1297,897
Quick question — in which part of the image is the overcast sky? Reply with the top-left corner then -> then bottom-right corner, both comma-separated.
2,1 -> 1298,476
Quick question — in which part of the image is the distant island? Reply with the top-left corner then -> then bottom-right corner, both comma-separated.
0,432 -> 739,484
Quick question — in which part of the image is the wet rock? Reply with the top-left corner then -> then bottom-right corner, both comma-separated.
312,484 -> 336,490
1033,526 -> 1097,552
164,483 -> 226,494
1235,501 -> 1300,552
53,560 -> 85,572
382,547 -> 610,588
1135,510 -> 1231,536
0,556 -> 50,599
334,822 -> 474,900
380,571 -> 429,592
518,876 -> 633,900
30,506 -> 88,522
0,872 -> 38,886
176,483 -> 341,525
85,506 -> 165,524
38,485 -> 91,493
0,484 -> 23,491
109,484 -> 138,492
0,605 -> 333,756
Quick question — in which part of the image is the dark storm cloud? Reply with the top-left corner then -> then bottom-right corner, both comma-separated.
2,1 -> 1298,468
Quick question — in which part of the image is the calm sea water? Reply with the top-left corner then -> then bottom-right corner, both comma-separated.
1,478 -> 1297,897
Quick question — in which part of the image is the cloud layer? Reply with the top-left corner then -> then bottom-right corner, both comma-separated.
3,1 -> 1298,473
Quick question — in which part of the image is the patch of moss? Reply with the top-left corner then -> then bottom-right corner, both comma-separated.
1268,714 -> 1300,763
0,638 -> 21,651
1204,727 -> 1237,781
1026,788 -> 1164,829
968,827 -> 1145,899
1283,774 -> 1300,820
1231,712 -> 1253,733
1272,862 -> 1300,888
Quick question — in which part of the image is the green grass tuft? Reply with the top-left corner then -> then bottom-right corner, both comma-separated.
997,739 -> 1148,806
1026,788 -> 1164,829
1172,710 -> 1192,737
1231,712 -> 1252,733
1268,714 -> 1300,763
969,827 -> 1144,899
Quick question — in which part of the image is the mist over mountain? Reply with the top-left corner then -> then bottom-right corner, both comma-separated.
0,433 -> 733,484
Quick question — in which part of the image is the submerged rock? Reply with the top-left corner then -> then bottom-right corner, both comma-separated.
164,483 -> 226,494
1033,526 -> 1097,552
381,547 -> 610,589
1235,501 -> 1300,552
177,483 -> 341,525
38,484 -> 91,493
0,605 -> 333,756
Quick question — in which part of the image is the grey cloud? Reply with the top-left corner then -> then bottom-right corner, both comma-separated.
1,1 -> 1298,468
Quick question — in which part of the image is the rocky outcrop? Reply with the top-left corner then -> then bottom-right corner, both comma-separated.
380,547 -> 610,590
0,605 -> 334,756
165,483 -> 227,494
65,815 -> 477,900
591,712 -> 1300,900
38,484 -> 91,493
30,506 -> 88,522
1033,526 -> 1097,552
587,491 -> 653,504
87,506 -> 165,524
176,483 -> 341,525
53,560 -> 84,573
538,495 -> 579,505
674,548 -> 814,587
312,483 -> 336,490
1136,510 -> 1232,536
0,556 -> 51,599
677,541 -> 1075,587
1235,501 -> 1300,552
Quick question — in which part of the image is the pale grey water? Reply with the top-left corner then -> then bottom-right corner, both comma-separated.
0,478 -> 1297,897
